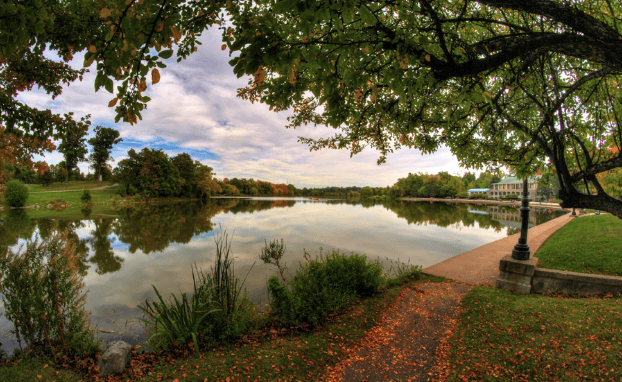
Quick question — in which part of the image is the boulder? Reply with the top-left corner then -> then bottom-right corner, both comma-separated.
96,340 -> 133,377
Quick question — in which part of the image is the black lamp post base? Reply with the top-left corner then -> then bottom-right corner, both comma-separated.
512,245 -> 530,260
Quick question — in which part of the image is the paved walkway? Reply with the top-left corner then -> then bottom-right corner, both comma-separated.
422,213 -> 575,285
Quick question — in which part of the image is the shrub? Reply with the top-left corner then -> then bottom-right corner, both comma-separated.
5,179 -> 29,207
0,231 -> 98,358
259,239 -> 288,286
268,250 -> 383,327
468,193 -> 488,200
80,189 -> 92,203
502,193 -> 519,200
49,199 -> 68,211
383,259 -> 423,288
457,192 -> 469,199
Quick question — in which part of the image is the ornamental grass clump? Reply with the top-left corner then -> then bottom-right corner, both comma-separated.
138,229 -> 257,353
0,231 -> 98,358
137,271 -> 220,355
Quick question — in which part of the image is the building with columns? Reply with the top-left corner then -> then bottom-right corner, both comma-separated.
487,176 -> 541,201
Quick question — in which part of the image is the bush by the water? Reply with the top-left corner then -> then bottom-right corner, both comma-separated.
268,250 -> 383,327
5,180 -> 29,207
138,230 -> 257,353
468,193 -> 488,200
501,193 -> 519,200
0,231 -> 99,357
80,189 -> 92,203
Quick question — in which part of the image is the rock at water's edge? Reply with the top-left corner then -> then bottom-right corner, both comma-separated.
96,340 -> 133,377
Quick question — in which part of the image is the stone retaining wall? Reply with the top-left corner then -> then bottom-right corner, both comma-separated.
497,255 -> 622,295
532,268 -> 622,295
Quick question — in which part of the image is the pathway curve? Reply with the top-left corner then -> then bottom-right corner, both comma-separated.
328,281 -> 471,382
330,212 -> 576,382
422,213 -> 574,285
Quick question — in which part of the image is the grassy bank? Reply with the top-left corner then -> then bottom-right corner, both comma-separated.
448,286 -> 622,381
0,274 -> 436,381
535,214 -> 622,276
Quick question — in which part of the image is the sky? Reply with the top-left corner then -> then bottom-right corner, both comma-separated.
19,28 -> 472,189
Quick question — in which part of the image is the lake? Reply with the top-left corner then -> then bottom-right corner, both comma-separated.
0,197 -> 567,354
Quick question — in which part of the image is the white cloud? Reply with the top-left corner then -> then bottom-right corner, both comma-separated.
23,27 -> 470,188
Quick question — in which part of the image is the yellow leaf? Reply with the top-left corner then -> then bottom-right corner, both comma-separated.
301,36 -> 309,43
108,98 -> 118,108
399,57 -> 409,69
425,54 -> 431,62
254,67 -> 266,86
100,8 -> 111,19
84,56 -> 95,68
152,68 -> 160,85
89,45 -> 97,53
355,87 -> 363,105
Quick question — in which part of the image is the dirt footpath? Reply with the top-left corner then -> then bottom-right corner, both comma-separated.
327,281 -> 471,382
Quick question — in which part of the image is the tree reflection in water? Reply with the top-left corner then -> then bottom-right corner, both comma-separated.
3,199 -> 566,276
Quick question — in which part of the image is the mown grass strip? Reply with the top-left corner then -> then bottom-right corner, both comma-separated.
448,286 -> 622,381
26,181 -> 113,192
535,214 -> 622,276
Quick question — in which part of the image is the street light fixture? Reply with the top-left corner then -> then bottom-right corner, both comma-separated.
512,178 -> 531,260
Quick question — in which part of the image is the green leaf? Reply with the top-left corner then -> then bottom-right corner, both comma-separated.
103,77 -> 113,93
359,6 -> 376,25
159,50 -> 174,59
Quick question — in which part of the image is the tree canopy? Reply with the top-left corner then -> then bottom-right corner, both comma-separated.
88,126 -> 122,183
4,0 -> 622,216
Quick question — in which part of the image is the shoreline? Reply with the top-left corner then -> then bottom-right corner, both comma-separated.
400,197 -> 565,209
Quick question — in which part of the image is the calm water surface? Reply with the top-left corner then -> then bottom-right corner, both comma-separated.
0,197 -> 567,353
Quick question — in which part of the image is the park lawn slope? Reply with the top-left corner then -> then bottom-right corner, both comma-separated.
535,214 -> 622,276
448,286 -> 622,381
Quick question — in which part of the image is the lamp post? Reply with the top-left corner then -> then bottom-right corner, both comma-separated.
512,178 -> 531,260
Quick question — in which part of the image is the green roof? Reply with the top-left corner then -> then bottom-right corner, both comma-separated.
496,175 -> 540,184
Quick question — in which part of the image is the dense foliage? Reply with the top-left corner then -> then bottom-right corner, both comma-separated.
4,180 -> 28,207
87,126 -> 122,183
5,0 -> 622,216
268,250 -> 383,327
0,231 -> 98,357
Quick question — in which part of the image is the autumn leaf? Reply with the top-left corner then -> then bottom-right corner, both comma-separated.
355,87 -> 363,105
152,68 -> 161,85
425,54 -> 431,62
222,44 -> 227,50
99,8 -> 111,19
88,45 -> 97,53
108,98 -> 118,108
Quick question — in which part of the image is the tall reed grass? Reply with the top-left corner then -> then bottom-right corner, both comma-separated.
138,229 -> 257,353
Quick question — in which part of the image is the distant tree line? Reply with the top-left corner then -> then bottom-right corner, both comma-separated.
296,171 -> 503,199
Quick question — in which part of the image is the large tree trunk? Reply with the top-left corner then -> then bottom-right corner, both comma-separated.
559,189 -> 622,219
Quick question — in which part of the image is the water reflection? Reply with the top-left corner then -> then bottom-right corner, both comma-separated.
1,199 -> 567,271
0,198 -> 567,355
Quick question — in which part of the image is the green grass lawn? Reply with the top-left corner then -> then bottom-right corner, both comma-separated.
0,181 -> 123,217
448,286 -> 622,381
535,214 -> 622,276
26,180 -> 114,192
0,358 -> 83,382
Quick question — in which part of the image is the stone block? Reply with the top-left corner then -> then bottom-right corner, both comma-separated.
499,255 -> 538,276
496,255 -> 538,294
96,340 -> 133,377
